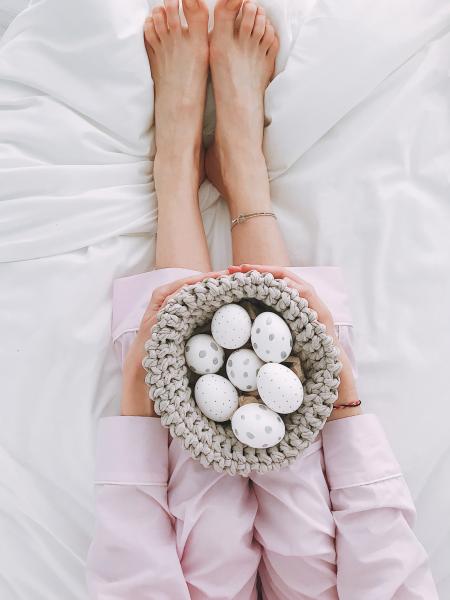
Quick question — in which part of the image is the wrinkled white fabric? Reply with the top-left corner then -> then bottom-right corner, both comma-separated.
1,0 -> 449,599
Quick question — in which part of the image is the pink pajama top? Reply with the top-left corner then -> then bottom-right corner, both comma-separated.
86,268 -> 438,599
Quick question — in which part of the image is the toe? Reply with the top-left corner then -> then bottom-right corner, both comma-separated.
164,0 -> 181,31
252,6 -> 266,41
214,0 -> 242,31
267,34 -> 279,62
239,1 -> 258,39
217,0 -> 243,12
153,7 -> 169,39
144,17 -> 160,49
261,19 -> 275,51
182,0 -> 209,30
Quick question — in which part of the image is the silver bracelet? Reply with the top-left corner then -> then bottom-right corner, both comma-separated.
231,211 -> 277,230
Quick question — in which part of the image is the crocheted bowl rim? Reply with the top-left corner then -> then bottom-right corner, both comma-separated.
143,270 -> 341,476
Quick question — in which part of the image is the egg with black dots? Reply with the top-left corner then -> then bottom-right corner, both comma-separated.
226,348 -> 264,391
185,334 -> 224,375
194,374 -> 239,422
257,363 -> 303,414
251,311 -> 292,363
231,403 -> 285,448
211,303 -> 252,349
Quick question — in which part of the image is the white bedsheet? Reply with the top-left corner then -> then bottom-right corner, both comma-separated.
0,0 -> 449,598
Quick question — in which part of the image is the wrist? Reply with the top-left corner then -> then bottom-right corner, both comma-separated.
328,405 -> 362,421
121,369 -> 156,418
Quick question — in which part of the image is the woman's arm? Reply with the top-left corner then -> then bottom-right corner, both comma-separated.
86,273 -> 220,597
236,264 -> 437,599
323,415 -> 438,599
252,413 -> 437,599
88,270 -> 261,599
86,416 -> 190,599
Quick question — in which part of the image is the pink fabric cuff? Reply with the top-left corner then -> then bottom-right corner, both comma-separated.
95,417 -> 169,485
322,414 -> 402,490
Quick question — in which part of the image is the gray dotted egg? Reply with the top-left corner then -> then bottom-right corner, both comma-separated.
257,363 -> 304,414
211,304 -> 252,349
231,403 -> 285,449
194,374 -> 239,422
250,311 -> 292,363
226,349 -> 264,392
185,334 -> 224,375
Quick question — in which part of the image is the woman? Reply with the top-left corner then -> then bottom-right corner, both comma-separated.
86,0 -> 437,598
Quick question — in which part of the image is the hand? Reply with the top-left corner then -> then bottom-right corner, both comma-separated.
121,270 -> 229,417
229,264 -> 362,420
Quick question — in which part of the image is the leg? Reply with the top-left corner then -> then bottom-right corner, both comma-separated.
145,0 -> 211,272
207,0 -> 290,266
144,6 -> 261,597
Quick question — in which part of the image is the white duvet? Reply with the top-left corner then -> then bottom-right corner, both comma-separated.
0,0 -> 449,598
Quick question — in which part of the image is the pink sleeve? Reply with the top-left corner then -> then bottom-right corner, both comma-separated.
322,414 -> 438,600
86,417 -> 190,599
252,415 -> 437,599
86,420 -> 261,600
168,438 -> 260,600
251,440 -> 339,599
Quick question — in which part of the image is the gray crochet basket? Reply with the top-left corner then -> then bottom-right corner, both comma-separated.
143,270 -> 341,476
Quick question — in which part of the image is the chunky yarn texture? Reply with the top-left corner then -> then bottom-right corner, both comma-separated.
143,271 -> 341,476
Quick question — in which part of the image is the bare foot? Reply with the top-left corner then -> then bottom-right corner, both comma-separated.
144,0 -> 209,187
205,0 -> 279,199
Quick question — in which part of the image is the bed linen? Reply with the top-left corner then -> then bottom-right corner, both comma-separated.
0,0 -> 449,598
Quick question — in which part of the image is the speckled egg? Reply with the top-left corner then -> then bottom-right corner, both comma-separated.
257,363 -> 304,414
251,311 -> 292,363
194,374 -> 239,422
226,349 -> 264,392
185,334 -> 225,375
211,303 -> 252,349
231,403 -> 285,449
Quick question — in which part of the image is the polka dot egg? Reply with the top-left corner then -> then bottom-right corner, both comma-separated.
194,374 -> 239,422
226,349 -> 264,392
257,363 -> 304,414
231,403 -> 285,449
211,303 -> 252,349
185,334 -> 224,375
251,311 -> 292,363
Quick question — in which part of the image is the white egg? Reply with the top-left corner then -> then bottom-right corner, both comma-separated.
185,334 -> 224,375
226,349 -> 264,392
251,311 -> 292,363
231,403 -> 285,449
194,374 -> 239,422
211,303 -> 252,350
257,363 -> 304,414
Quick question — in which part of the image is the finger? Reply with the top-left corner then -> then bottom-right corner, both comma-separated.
232,264 -> 291,279
238,264 -> 311,287
160,270 -> 229,308
146,270 -> 229,316
228,264 -> 287,279
229,265 -> 319,303
228,265 -> 243,273
163,270 -> 229,296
